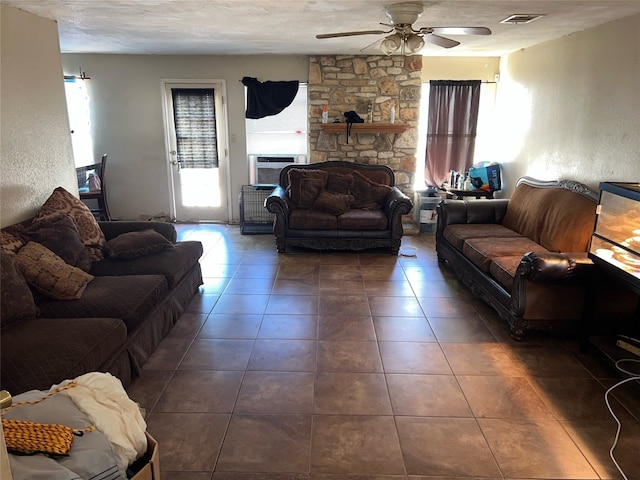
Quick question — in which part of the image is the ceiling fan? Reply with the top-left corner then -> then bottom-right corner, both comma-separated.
316,2 -> 491,55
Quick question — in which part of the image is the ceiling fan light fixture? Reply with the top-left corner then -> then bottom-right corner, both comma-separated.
380,33 -> 402,55
404,34 -> 425,54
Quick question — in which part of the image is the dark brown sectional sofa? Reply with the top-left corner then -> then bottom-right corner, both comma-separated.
1,189 -> 203,394
436,176 -> 638,339
265,161 -> 413,254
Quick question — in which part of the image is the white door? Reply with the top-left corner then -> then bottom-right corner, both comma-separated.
162,81 -> 229,222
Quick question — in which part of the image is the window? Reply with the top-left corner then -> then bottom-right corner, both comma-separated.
415,81 -> 497,190
171,88 -> 219,169
245,84 -> 308,155
64,77 -> 94,167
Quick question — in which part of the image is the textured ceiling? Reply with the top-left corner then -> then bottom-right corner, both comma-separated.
3,0 -> 640,57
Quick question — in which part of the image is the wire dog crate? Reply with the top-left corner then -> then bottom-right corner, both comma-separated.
239,184 -> 276,234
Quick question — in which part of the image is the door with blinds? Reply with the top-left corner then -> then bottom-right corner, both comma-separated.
162,82 -> 229,222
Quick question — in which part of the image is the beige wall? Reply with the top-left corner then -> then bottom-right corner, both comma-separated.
0,5 -> 76,227
421,57 -> 499,82
494,13 -> 640,195
61,54 -> 308,222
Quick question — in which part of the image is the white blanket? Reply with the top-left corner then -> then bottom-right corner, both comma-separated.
51,372 -> 147,469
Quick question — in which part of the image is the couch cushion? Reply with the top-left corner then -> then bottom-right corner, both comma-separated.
337,209 -> 388,230
501,183 -> 597,252
90,241 -> 203,288
289,209 -> 338,230
14,242 -> 95,300
462,237 -> 548,272
313,190 -> 354,216
489,256 -> 523,291
36,275 -> 168,332
443,224 -> 523,251
1,252 -> 40,328
32,187 -> 108,261
351,171 -> 393,210
23,215 -> 92,272
0,317 -> 126,394
106,229 -> 174,259
287,169 -> 329,209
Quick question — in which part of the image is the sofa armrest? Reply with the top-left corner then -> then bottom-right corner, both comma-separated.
437,198 -> 510,226
384,187 -> 413,219
265,186 -> 291,218
516,251 -> 593,282
98,221 -> 177,242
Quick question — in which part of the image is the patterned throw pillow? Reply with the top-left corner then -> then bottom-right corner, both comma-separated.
0,251 -> 40,327
13,242 -> 94,300
107,229 -> 174,259
1,225 -> 27,255
351,171 -> 393,210
23,216 -> 92,272
287,169 -> 329,209
326,173 -> 354,195
313,190 -> 355,216
32,187 -> 107,261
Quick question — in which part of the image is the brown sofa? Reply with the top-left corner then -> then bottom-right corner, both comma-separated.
265,161 -> 413,254
436,176 -> 638,339
1,188 -> 203,394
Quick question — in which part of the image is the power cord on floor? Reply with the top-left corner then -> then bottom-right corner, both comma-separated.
604,358 -> 640,480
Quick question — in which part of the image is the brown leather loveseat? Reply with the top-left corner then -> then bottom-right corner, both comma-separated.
436,176 -> 638,339
265,161 -> 413,254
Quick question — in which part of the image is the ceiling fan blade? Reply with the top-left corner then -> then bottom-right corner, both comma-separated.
429,26 -> 492,36
423,34 -> 460,49
316,30 -> 389,39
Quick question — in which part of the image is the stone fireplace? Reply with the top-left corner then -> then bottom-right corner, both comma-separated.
308,55 -> 422,196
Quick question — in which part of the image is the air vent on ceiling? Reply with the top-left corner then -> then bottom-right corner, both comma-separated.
500,14 -> 544,24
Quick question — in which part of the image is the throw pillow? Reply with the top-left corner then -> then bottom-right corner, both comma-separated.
351,171 -> 393,210
107,229 -> 174,259
32,187 -> 107,261
326,173 -> 354,195
14,242 -> 94,300
1,225 -> 26,255
1,251 -> 40,328
313,190 -> 355,216
287,169 -> 329,209
22,216 -> 92,272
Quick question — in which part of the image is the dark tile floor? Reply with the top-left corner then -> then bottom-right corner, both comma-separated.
126,224 -> 640,480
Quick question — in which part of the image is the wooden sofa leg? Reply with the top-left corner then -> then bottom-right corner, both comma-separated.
509,318 -> 527,341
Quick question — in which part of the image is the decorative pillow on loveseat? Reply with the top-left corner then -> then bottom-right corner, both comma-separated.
22,216 -> 92,272
32,187 -> 107,261
326,172 -> 354,195
107,229 -> 174,259
287,169 -> 329,209
313,190 -> 355,216
351,171 -> 393,210
14,242 -> 94,300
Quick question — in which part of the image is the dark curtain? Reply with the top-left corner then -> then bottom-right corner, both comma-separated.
171,88 -> 218,169
425,80 -> 481,187
242,76 -> 299,119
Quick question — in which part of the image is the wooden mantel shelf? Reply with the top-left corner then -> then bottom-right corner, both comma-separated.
320,123 -> 409,134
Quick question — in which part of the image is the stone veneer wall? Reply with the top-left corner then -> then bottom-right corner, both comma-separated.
308,55 -> 422,195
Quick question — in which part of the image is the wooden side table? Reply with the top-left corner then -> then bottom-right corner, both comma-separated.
440,187 -> 494,200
